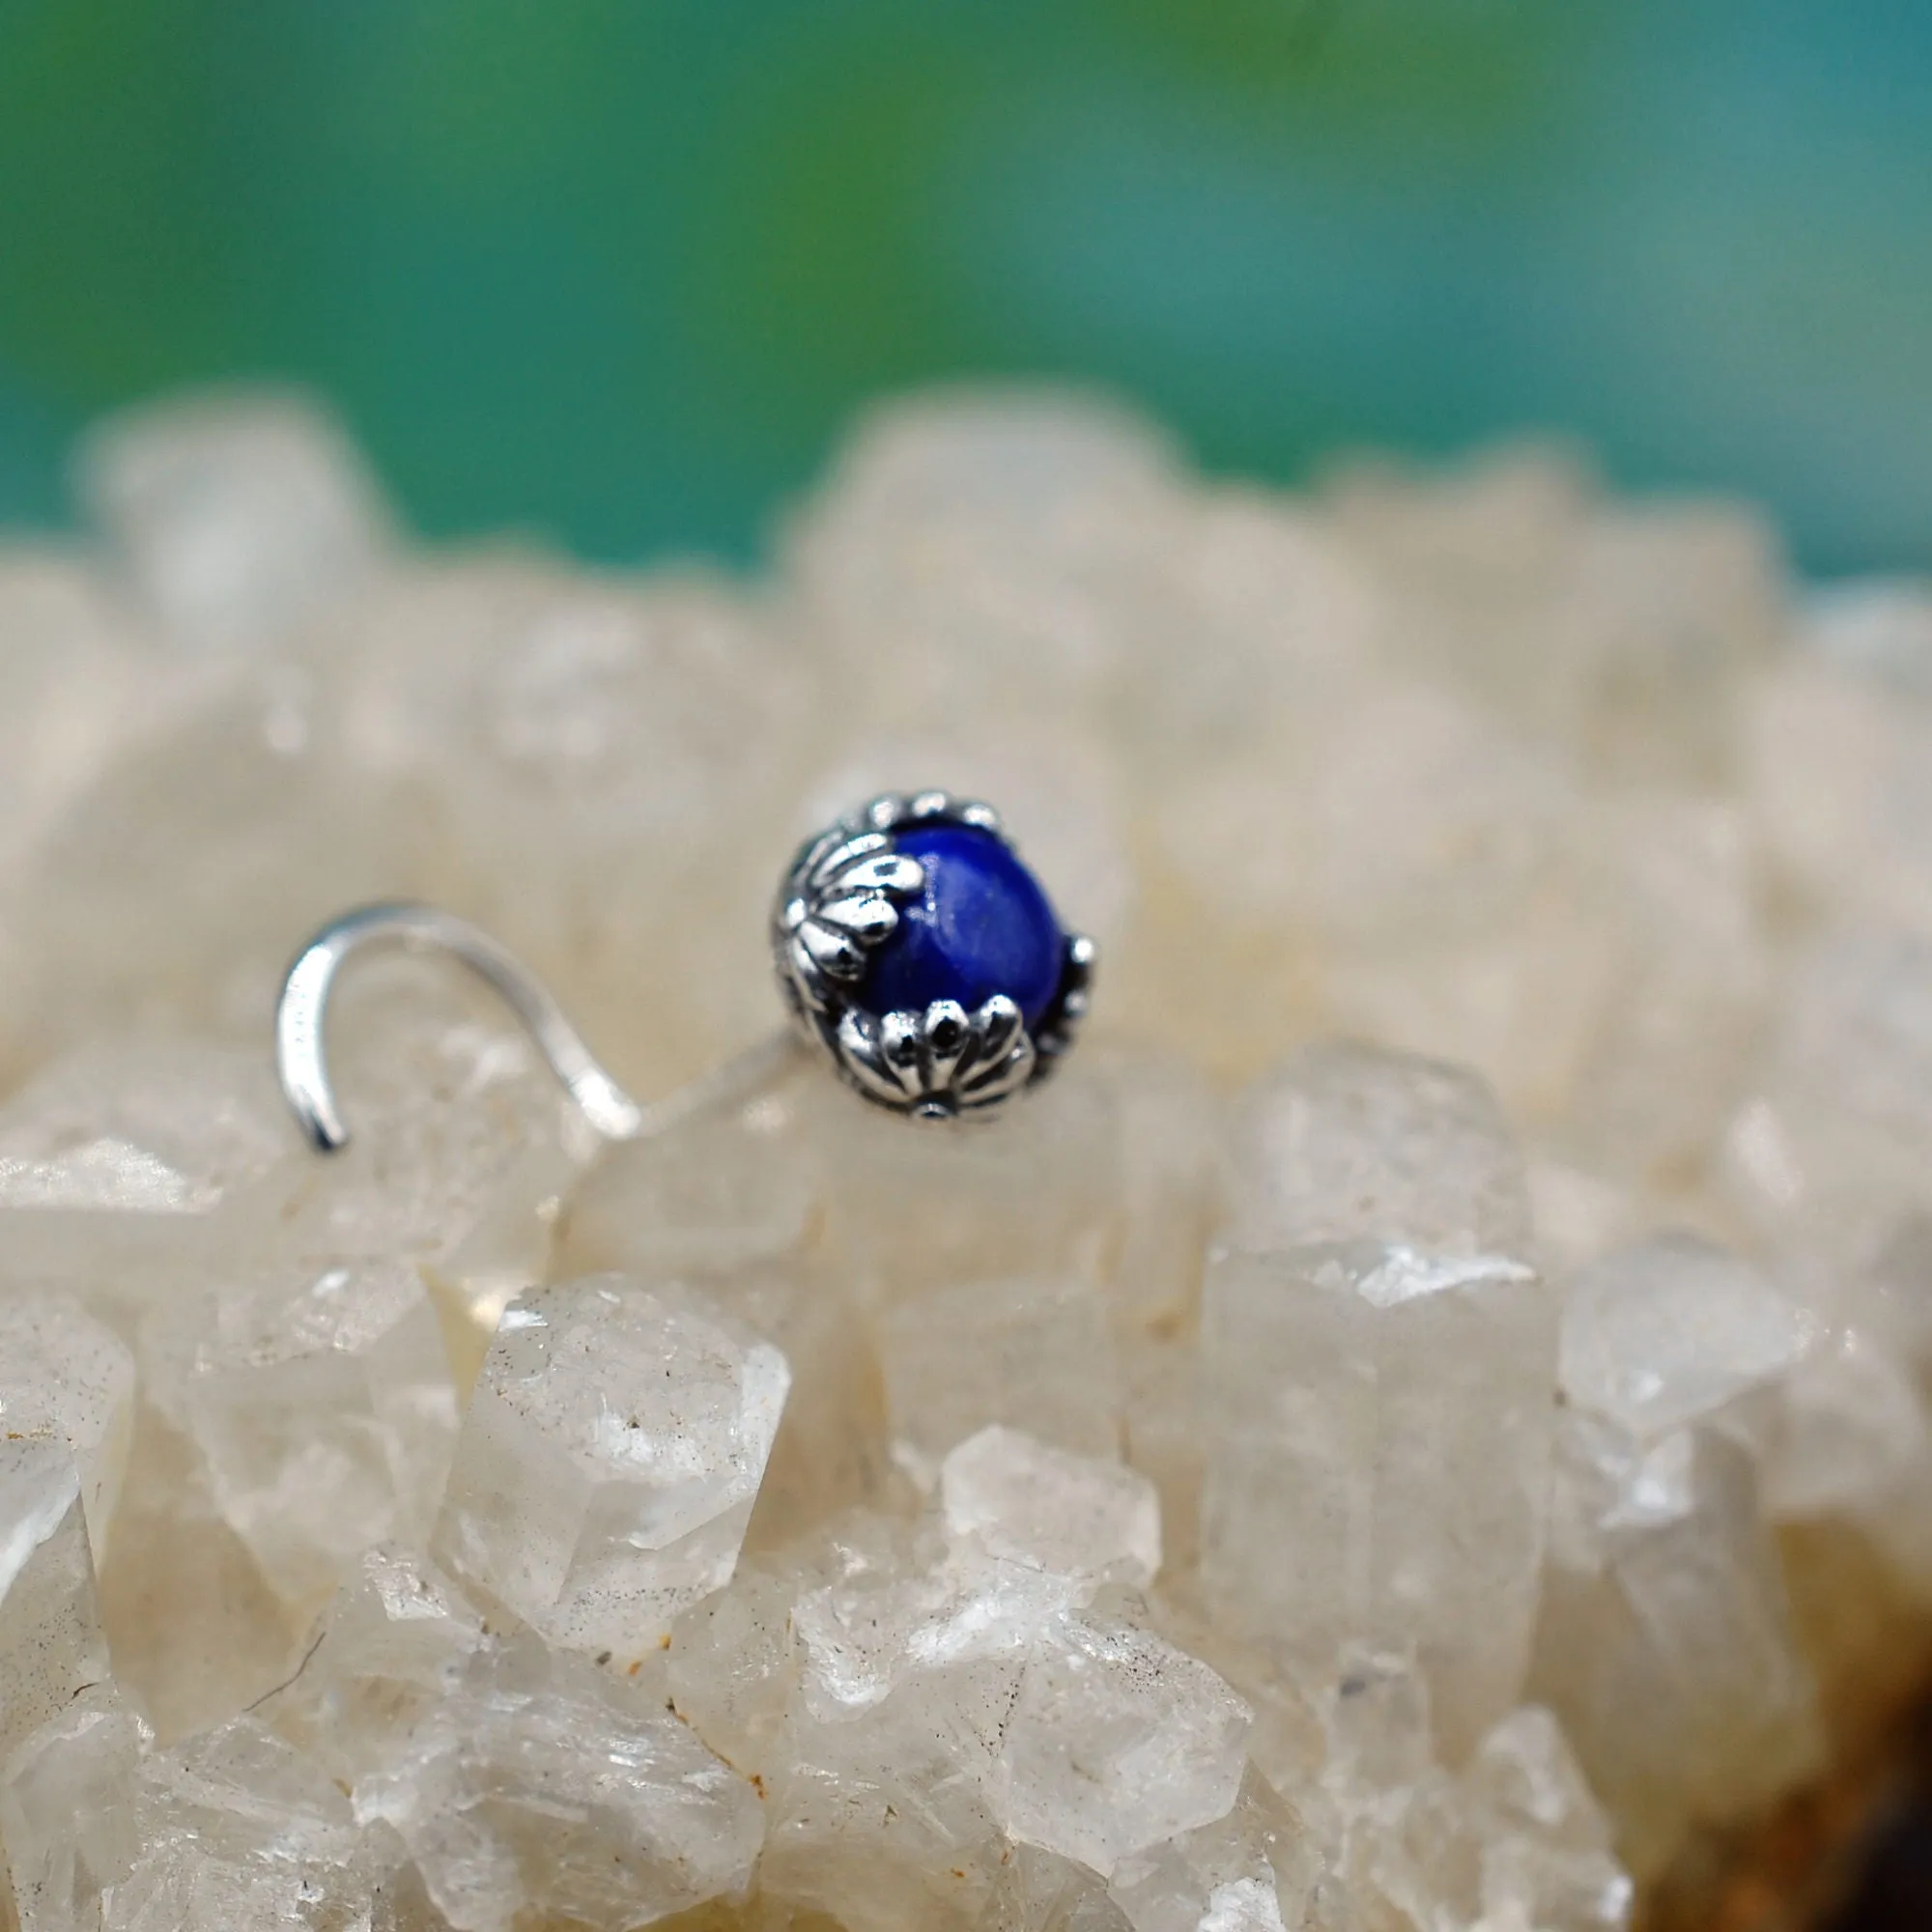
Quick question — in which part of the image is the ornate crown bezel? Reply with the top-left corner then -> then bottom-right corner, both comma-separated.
771,789 -> 1094,1120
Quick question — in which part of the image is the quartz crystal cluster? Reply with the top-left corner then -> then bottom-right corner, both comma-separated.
0,387 -> 1928,1930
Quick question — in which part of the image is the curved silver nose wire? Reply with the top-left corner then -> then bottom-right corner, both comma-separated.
277,903 -> 805,1153
272,900 -> 800,1151
276,902 -> 649,1151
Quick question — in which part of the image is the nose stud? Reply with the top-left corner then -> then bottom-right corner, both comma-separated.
774,791 -> 1094,1120
276,792 -> 1094,1151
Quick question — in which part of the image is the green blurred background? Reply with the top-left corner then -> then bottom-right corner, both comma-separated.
1,0 -> 1928,576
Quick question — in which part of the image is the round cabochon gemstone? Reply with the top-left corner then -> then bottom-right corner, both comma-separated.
860,824 -> 1065,1030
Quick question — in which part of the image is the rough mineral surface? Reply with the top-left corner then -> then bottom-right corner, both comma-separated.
2,386 -> 1931,1928
1532,1234 -> 1823,1874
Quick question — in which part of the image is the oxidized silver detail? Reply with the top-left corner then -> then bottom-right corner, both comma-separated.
771,790 -> 1095,1120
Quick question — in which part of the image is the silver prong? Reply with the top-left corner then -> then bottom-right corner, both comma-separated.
810,830 -> 888,888
959,995 -> 1034,1106
812,894 -> 899,943
878,1009 -> 928,1100
971,994 -> 1025,1065
831,852 -> 924,896
797,918 -> 866,980
921,1000 -> 971,1094
837,1009 -> 913,1107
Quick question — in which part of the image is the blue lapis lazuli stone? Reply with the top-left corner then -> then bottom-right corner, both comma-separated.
860,824 -> 1065,1030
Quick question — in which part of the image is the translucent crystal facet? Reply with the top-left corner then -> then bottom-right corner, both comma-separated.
1201,1242 -> 1557,1754
0,1040 -> 293,1331
433,1274 -> 790,1656
257,1543 -> 486,1788
1534,1233 -> 1823,1871
810,1064 -> 1125,1304
879,1274 -> 1120,1487
141,1258 -> 459,1616
691,1258 -> 892,1553
0,1686 -> 149,1932
1724,930 -> 1932,1253
1559,1232 -> 1807,1437
554,1078 -> 823,1284
942,1425 -> 1161,1590
0,1437 -> 110,1769
358,1634 -> 764,1932
995,1613 -> 1253,1875
93,1402 -> 305,1747
1463,1707 -> 1634,1932
1107,1770 -> 1317,1932
0,1291 -> 136,1556
1224,1039 -> 1533,1257
100,1717 -> 381,1932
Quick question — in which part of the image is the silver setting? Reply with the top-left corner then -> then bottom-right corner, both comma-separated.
772,790 -> 1095,1120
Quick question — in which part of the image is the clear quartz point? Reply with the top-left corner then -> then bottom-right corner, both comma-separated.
432,1273 -> 790,1658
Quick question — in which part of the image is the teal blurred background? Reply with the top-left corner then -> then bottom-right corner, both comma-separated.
1,0 -> 1928,575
